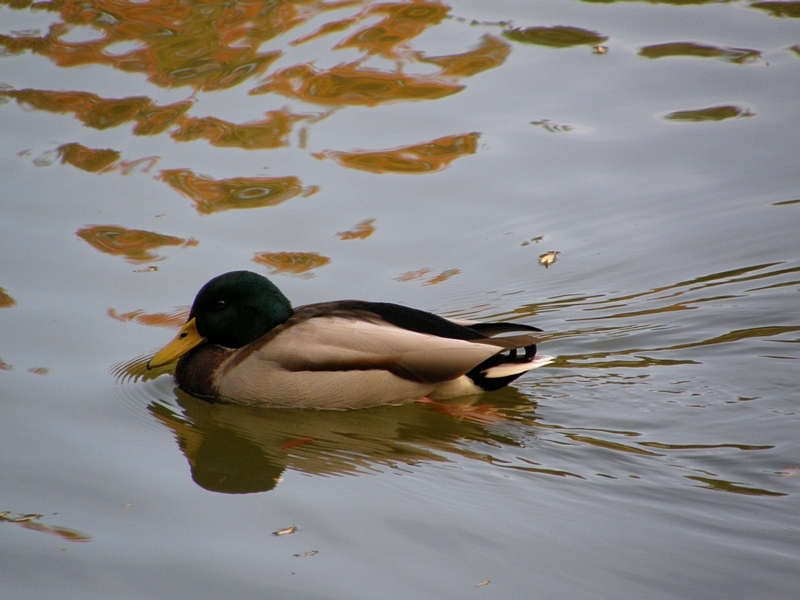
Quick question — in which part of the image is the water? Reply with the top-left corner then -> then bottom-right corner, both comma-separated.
1,1 -> 798,598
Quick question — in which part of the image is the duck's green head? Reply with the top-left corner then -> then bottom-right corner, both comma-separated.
147,271 -> 292,369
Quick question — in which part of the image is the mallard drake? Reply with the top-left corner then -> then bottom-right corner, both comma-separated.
147,271 -> 553,409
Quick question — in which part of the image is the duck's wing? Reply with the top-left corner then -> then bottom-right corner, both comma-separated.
225,302 -> 540,385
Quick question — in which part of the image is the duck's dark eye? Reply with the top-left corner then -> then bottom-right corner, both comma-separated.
214,299 -> 227,310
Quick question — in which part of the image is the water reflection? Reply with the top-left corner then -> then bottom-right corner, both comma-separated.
252,251 -> 331,276
315,132 -> 479,173
484,262 -> 800,369
0,89 -> 192,134
137,381 -> 786,496
147,387 -> 544,494
336,218 -> 376,240
503,26 -> 607,48
250,61 -> 464,105
664,105 -> 754,122
77,225 -> 197,263
56,143 -> 120,172
639,42 -> 761,64
170,107 -> 308,150
330,1 -> 449,57
158,169 -> 309,214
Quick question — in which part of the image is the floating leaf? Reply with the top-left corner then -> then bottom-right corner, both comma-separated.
171,108 -> 308,150
273,525 -> 297,536
0,89 -> 192,133
335,2 -> 449,58
108,308 -> 189,329
419,35 -> 511,77
251,62 -> 463,106
539,251 -> 560,268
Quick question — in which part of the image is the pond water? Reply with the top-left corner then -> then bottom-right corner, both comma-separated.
1,0 -> 799,598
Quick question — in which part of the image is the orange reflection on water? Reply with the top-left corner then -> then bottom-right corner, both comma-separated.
0,88 -> 192,134
159,169 -> 308,214
419,35 -> 511,77
77,225 -> 197,263
337,219 -> 376,240
423,268 -> 460,285
0,287 -> 16,308
57,143 -> 120,172
394,268 -> 432,282
334,1 -> 448,58
394,268 -> 460,284
0,0 -> 295,91
250,62 -> 463,106
253,251 -> 331,275
316,132 -> 478,173
108,307 -> 189,329
171,107 -> 308,150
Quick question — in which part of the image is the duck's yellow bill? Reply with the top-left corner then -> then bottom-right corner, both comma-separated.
146,318 -> 207,369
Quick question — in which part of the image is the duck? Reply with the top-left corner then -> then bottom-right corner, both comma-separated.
146,271 -> 553,409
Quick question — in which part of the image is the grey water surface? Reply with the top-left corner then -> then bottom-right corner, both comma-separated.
1,1 -> 798,598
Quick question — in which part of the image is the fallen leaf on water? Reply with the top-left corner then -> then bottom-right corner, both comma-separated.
273,525 -> 297,536
475,580 -> 491,587
293,549 -> 318,557
593,45 -> 607,54
539,251 -> 560,268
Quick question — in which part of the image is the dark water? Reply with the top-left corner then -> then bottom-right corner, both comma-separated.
1,1 -> 798,598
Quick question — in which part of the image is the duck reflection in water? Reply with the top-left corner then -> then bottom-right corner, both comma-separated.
146,271 -> 553,409
149,386 -> 541,494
